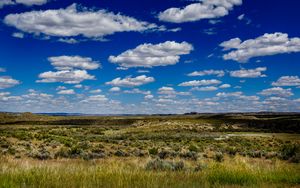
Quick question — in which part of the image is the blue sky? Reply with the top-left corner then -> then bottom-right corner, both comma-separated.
0,0 -> 300,114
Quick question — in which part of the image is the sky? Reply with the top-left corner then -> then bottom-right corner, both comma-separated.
0,0 -> 300,114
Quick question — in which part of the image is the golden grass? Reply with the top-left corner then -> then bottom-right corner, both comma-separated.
0,156 -> 299,188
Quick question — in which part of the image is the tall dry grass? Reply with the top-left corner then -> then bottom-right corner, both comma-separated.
0,156 -> 299,188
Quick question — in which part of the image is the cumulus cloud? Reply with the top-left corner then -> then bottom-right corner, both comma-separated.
124,88 -> 151,95
145,94 -> 154,100
56,86 -> 67,90
57,89 -> 75,95
109,41 -> 193,68
272,76 -> 300,87
158,86 -> 190,97
0,92 -> 22,102
106,75 -> 154,87
259,87 -> 293,97
81,95 -> 108,103
37,70 -> 95,84
0,0 -> 47,8
0,0 -> 14,8
15,0 -> 48,6
0,76 -> 20,89
179,79 -> 221,87
37,56 -> 98,84
12,32 -> 24,38
219,84 -> 231,88
217,91 -> 243,97
191,86 -> 218,91
4,4 -> 161,40
109,87 -> 121,92
187,69 -> 225,77
230,67 -> 267,78
220,32 -> 300,62
48,56 -> 100,70
158,0 -> 242,23
89,89 -> 102,94
217,91 -> 260,101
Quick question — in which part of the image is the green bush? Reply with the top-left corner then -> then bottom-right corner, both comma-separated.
280,143 -> 300,162
148,147 -> 158,155
188,144 -> 199,152
214,152 -> 224,162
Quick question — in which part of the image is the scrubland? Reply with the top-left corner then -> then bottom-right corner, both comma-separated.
0,112 -> 299,187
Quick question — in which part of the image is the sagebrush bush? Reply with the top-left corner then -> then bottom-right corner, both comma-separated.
148,147 -> 158,155
280,143 -> 300,162
145,158 -> 184,171
214,152 -> 224,162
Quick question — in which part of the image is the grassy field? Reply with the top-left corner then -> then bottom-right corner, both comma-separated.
0,112 -> 299,187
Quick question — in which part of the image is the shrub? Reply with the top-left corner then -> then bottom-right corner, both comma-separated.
188,144 -> 199,152
226,146 -> 238,156
55,147 -> 70,158
194,163 -> 208,172
145,158 -> 185,171
214,152 -> 224,162
114,150 -> 129,157
148,147 -> 158,155
265,151 -> 277,159
180,151 -> 198,160
280,143 -> 300,162
158,150 -> 170,159
30,148 -> 51,160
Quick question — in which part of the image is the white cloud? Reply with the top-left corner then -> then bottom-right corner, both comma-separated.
217,91 -> 242,97
109,87 -> 121,92
219,84 -> 231,88
179,79 -> 221,87
12,32 -> 24,38
89,89 -> 102,94
145,94 -> 154,100
4,4 -> 161,40
0,68 -> 6,72
124,88 -> 151,95
158,87 -> 176,95
15,0 -> 48,6
187,69 -> 225,77
37,70 -> 95,84
259,87 -> 293,97
158,0 -> 242,23
48,56 -> 100,70
137,70 -> 150,73
158,86 -> 190,96
220,32 -> 300,62
106,75 -> 154,87
0,92 -> 22,102
0,76 -> 20,89
217,91 -> 260,101
0,0 -> 48,9
56,86 -> 67,90
191,86 -> 218,91
74,84 -> 83,88
0,0 -> 14,8
81,95 -> 108,103
58,38 -> 79,44
230,67 -> 267,78
237,14 -> 244,20
109,41 -> 193,68
272,76 -> 300,87
57,89 -> 75,95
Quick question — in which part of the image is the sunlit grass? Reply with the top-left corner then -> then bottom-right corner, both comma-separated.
0,156 -> 299,188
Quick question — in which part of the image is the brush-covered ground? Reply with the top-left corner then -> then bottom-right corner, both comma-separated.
0,112 -> 299,187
